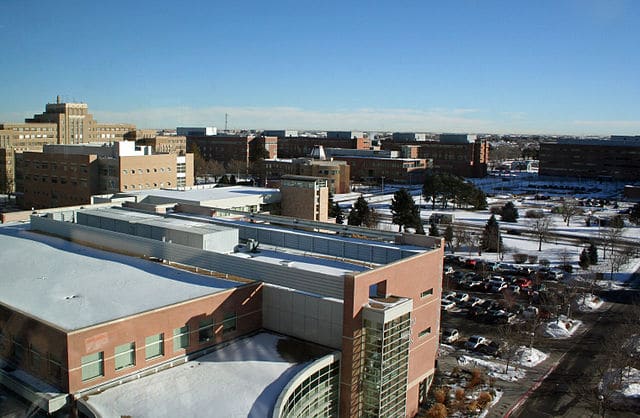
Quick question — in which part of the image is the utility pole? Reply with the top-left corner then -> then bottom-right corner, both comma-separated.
224,113 -> 228,132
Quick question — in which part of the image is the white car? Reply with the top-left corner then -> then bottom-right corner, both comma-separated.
453,292 -> 470,304
441,300 -> 456,311
467,296 -> 485,307
442,328 -> 460,343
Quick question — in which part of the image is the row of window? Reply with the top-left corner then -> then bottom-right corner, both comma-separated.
123,182 -> 170,190
81,314 -> 237,382
122,167 -> 172,175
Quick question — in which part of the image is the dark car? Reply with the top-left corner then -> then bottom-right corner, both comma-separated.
476,341 -> 502,357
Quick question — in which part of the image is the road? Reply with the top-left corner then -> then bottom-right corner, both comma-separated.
512,301 -> 640,418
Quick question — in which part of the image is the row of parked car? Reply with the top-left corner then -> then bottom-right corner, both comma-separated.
444,254 -> 566,282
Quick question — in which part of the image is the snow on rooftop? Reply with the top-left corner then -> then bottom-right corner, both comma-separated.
124,185 -> 280,205
83,333 -> 315,418
0,225 -> 239,331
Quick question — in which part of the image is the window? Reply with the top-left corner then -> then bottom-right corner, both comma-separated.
30,347 -> 43,372
81,351 -> 104,381
419,327 -> 431,338
199,319 -> 214,343
420,288 -> 434,298
114,342 -> 135,370
145,333 -> 164,360
223,313 -> 237,334
173,326 -> 190,351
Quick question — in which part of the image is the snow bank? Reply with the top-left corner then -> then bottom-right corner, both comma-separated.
576,293 -> 605,312
514,346 -> 549,367
544,316 -> 583,338
457,355 -> 525,381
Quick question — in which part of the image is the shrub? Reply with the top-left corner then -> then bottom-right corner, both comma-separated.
467,368 -> 484,389
477,391 -> 493,408
513,253 -> 528,264
433,388 -> 447,404
427,403 -> 448,418
539,258 -> 550,267
490,206 -> 502,215
526,209 -> 544,218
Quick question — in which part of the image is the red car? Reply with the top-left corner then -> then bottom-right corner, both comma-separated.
515,277 -> 532,289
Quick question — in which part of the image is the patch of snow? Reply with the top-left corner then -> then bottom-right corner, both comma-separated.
544,316 -> 583,338
575,293 -> 605,312
457,355 -> 525,381
514,346 -> 548,368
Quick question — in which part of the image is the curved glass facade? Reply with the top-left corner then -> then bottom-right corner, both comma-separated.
274,354 -> 340,418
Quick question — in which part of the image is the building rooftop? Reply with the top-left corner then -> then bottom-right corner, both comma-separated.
81,333 -> 326,418
121,185 -> 281,207
0,224 -> 240,331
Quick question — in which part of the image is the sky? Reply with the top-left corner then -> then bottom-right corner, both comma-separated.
0,0 -> 639,135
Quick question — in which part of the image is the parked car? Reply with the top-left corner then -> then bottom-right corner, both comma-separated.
476,341 -> 502,357
507,285 -> 521,295
489,282 -> 508,293
465,335 -> 490,350
522,306 -> 539,319
441,300 -> 456,311
442,291 -> 456,300
465,258 -> 478,268
515,277 -> 532,289
443,265 -> 455,275
442,328 -> 460,343
467,296 -> 485,308
453,292 -> 470,303
548,269 -> 564,280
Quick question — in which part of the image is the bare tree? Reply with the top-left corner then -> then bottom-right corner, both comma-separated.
558,199 -> 583,226
598,227 -> 623,261
453,227 -> 472,254
530,216 -> 552,251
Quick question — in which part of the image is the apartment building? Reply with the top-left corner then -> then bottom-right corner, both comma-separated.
19,141 -> 193,209
280,175 -> 329,222
0,201 -> 443,417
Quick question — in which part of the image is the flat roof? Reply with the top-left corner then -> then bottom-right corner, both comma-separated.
0,225 -> 240,331
80,207 -> 234,236
122,186 -> 281,206
82,333 -> 324,418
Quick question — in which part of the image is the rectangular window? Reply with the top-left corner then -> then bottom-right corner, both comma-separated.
81,352 -> 104,381
173,326 -> 190,351
420,288 -> 434,298
199,319 -> 214,343
145,334 -> 164,360
419,327 -> 431,338
114,342 -> 135,370
222,313 -> 237,334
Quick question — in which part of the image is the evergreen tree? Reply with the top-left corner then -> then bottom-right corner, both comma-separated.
422,172 -> 442,210
414,219 -> 425,235
218,175 -> 229,185
362,207 -> 379,228
500,201 -> 519,223
481,214 -> 502,253
333,203 -> 344,224
229,174 -> 237,185
328,193 -> 339,218
444,225 -> 454,250
391,188 -> 419,232
471,189 -> 488,210
579,248 -> 590,270
348,196 -> 371,226
630,203 -> 640,225
429,221 -> 440,237
588,242 -> 598,265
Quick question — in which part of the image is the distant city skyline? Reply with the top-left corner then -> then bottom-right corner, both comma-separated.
1,0 -> 639,135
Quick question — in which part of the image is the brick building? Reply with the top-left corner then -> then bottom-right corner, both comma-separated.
19,141 -> 193,209
260,158 -> 351,194
1,202 -> 444,417
539,136 -> 640,180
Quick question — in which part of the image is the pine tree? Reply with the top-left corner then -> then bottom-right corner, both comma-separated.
481,214 -> 502,253
348,196 -> 371,227
391,188 -> 419,232
415,219 -> 425,235
579,248 -> 590,270
444,225 -> 454,250
333,203 -> 344,224
429,221 -> 440,237
500,201 -> 519,223
588,242 -> 598,265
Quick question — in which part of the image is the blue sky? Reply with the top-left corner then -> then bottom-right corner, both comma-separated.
1,0 -> 638,134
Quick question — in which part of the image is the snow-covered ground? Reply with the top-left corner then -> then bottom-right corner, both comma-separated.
457,355 -> 526,382
575,293 -> 605,312
514,346 -> 549,368
544,316 -> 583,338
